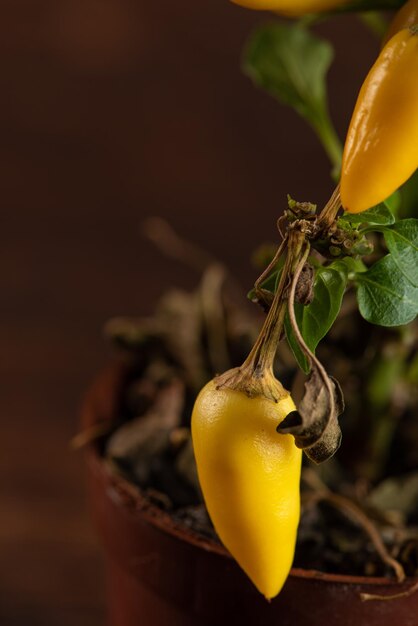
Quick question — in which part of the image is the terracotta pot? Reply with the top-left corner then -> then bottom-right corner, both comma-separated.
82,362 -> 418,626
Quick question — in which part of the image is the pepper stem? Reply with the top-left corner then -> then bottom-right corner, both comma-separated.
215,185 -> 343,402
317,184 -> 342,230
216,229 -> 306,402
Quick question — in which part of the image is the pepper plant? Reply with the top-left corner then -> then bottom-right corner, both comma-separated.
192,0 -> 418,600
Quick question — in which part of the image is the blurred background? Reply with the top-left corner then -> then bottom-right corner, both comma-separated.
1,1 -> 378,624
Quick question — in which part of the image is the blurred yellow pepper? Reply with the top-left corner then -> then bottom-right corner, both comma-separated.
341,27 -> 418,214
230,0 -> 351,16
384,0 -> 418,44
192,380 -> 301,599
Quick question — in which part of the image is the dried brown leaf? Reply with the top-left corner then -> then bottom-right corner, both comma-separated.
106,378 -> 184,480
277,367 -> 343,463
282,245 -> 345,463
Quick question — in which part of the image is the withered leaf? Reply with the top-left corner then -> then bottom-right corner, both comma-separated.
277,368 -> 344,463
157,289 -> 209,390
106,378 -> 184,482
368,472 -> 418,521
295,263 -> 315,305
104,316 -> 163,351
282,254 -> 346,463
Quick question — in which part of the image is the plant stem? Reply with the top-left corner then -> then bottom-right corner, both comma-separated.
317,184 -> 342,229
311,110 -> 343,180
216,230 -> 307,401
359,11 -> 388,38
286,240 -> 340,427
361,580 -> 418,602
244,231 -> 303,375
217,183 -> 346,400
253,235 -> 288,298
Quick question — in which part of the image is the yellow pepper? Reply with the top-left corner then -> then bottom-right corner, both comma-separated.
384,0 -> 418,45
340,27 -> 418,214
191,380 -> 301,599
230,0 -> 350,16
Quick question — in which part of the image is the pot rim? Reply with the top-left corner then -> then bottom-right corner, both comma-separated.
89,443 -> 417,590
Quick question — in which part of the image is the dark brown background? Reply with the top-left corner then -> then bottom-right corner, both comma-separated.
1,1 -> 378,624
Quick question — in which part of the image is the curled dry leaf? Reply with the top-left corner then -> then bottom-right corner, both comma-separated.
277,368 -> 344,462
278,244 -> 344,463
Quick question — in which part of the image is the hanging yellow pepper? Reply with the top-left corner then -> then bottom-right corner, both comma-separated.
192,379 -> 301,599
341,26 -> 418,214
230,0 -> 350,16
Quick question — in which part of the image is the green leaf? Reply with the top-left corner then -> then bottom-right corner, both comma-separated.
398,169 -> 418,218
331,256 -> 367,275
285,306 -> 309,373
356,255 -> 418,327
243,22 -> 344,171
285,262 -> 348,373
342,201 -> 395,226
302,264 -> 348,348
243,23 -> 333,125
383,219 -> 418,287
384,190 -> 401,216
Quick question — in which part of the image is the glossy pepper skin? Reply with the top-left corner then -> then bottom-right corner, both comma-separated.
341,27 -> 418,214
230,0 -> 350,15
191,380 -> 302,599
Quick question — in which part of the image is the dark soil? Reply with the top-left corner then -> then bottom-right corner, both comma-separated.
103,365 -> 418,580
101,270 -> 418,581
